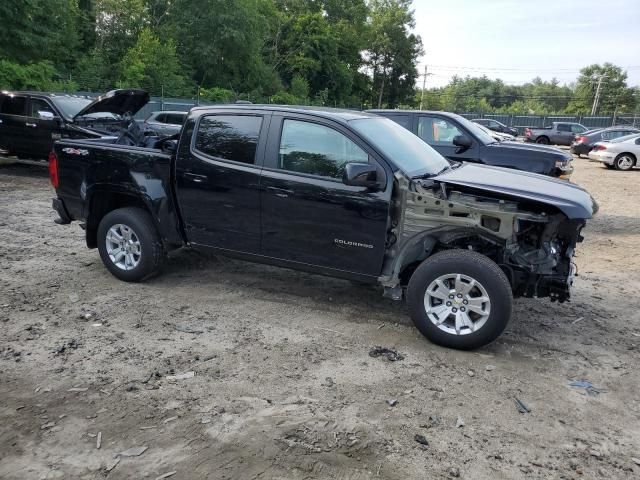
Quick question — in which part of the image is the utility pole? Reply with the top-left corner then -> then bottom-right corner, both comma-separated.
591,75 -> 606,115
419,65 -> 428,110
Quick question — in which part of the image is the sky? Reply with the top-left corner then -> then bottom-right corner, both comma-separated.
411,0 -> 640,88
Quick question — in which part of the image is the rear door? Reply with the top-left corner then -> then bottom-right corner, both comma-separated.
555,123 -> 573,145
0,94 -> 28,155
259,114 -> 391,277
416,115 -> 480,163
175,111 -> 269,253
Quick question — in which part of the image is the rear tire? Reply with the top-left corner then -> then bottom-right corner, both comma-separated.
406,250 -> 512,350
536,136 -> 550,145
614,153 -> 635,171
97,207 -> 164,282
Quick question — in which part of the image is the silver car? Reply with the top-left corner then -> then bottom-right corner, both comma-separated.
588,133 -> 640,170
143,111 -> 187,136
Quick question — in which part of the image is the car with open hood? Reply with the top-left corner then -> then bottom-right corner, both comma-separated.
49,105 -> 597,350
0,89 -> 149,160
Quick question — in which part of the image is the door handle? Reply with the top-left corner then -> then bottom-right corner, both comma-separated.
184,172 -> 207,183
25,122 -> 37,128
266,186 -> 293,198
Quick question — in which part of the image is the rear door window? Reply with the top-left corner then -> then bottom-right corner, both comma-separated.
154,113 -> 167,123
557,124 -> 571,132
0,95 -> 27,116
385,115 -> 411,130
166,113 -> 186,125
194,115 -> 262,165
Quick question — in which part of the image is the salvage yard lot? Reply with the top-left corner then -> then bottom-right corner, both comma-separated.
0,157 -> 639,479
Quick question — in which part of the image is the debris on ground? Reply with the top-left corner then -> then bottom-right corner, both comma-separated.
631,458 -> 640,466
116,446 -> 148,457
485,365 -> 495,371
369,346 -> 404,362
166,371 -> 195,381
174,324 -> 204,334
455,416 -> 465,428
568,380 -> 607,396
387,398 -> 398,407
514,397 -> 531,414
414,434 -> 429,446
105,457 -> 120,472
449,467 -> 460,477
467,370 -> 475,377
96,431 -> 102,449
154,471 -> 177,480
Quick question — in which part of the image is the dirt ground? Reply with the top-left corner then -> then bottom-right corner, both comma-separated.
0,155 -> 639,480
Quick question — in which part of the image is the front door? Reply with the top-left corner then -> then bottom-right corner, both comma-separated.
27,97 -> 62,159
175,112 -> 269,253
260,115 -> 391,277
416,115 -> 480,163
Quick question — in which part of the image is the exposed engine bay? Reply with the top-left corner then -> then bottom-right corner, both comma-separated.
380,172 -> 586,302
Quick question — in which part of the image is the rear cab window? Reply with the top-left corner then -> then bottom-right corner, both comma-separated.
194,114 -> 263,165
0,95 -> 27,116
166,113 -> 186,125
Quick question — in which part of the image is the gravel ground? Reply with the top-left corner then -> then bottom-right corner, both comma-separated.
0,156 -> 639,480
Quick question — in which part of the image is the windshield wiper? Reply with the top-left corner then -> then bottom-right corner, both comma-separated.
412,164 -> 452,179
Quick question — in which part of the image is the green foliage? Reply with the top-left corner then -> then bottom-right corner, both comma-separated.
566,63 -> 637,114
1,1 -> 637,115
0,60 -> 77,91
120,28 -> 190,96
199,87 -> 235,103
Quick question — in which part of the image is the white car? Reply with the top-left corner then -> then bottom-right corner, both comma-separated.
588,133 -> 640,170
475,123 -> 517,142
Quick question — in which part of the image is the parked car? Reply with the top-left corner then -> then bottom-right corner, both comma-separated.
588,133 -> 640,170
524,122 -> 588,145
143,110 -> 187,136
0,89 -> 149,160
471,118 -> 518,137
50,104 -> 597,350
474,123 -> 517,142
571,126 -> 640,157
369,110 -> 573,178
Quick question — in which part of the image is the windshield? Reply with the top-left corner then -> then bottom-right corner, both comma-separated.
50,96 -> 93,118
453,114 -> 497,145
611,133 -> 640,143
350,117 -> 450,177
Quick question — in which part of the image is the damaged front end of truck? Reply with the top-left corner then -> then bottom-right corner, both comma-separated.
379,164 -> 597,303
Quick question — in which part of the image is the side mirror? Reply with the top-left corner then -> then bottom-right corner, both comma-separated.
161,139 -> 178,154
343,162 -> 380,189
38,111 -> 62,124
453,134 -> 473,153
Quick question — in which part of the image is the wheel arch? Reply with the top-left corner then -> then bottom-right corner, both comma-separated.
615,151 -> 637,166
381,228 -> 506,288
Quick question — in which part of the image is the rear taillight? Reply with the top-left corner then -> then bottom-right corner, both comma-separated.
576,136 -> 588,143
48,151 -> 59,188
594,144 -> 607,151
524,128 -> 531,137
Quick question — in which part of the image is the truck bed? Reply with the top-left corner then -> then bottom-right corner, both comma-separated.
52,137 -> 184,248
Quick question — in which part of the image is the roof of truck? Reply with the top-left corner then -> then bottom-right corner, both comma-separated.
190,104 -> 376,123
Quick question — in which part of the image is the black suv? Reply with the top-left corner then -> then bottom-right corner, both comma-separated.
369,110 -> 573,178
0,89 -> 149,160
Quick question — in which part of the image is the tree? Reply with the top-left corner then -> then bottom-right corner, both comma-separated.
366,0 -> 422,108
566,63 -> 637,114
120,28 -> 190,96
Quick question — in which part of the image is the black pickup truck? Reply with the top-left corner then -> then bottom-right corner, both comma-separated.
50,105 -> 597,350
369,110 -> 573,178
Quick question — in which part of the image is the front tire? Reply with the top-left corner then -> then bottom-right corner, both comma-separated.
614,153 -> 635,171
406,250 -> 513,350
97,207 -> 164,282
536,136 -> 550,145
